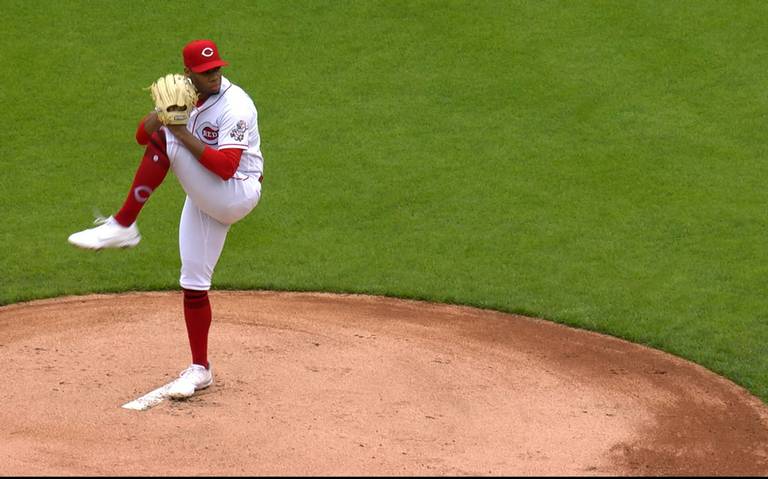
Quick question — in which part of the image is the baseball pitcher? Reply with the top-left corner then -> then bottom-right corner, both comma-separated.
68,39 -> 264,399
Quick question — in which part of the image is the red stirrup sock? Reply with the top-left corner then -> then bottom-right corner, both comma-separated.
114,130 -> 170,227
182,288 -> 212,369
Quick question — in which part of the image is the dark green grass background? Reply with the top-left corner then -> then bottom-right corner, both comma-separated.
2,0 -> 767,402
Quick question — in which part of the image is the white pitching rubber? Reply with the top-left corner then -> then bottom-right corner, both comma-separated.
121,382 -> 175,411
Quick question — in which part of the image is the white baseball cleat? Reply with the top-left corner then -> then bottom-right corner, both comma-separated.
68,216 -> 141,250
166,364 -> 214,399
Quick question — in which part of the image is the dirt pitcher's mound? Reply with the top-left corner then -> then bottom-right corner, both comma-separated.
0,291 -> 766,476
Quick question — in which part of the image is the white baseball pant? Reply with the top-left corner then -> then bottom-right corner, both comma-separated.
164,128 -> 262,291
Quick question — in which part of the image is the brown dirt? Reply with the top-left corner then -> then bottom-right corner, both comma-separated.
0,290 -> 766,476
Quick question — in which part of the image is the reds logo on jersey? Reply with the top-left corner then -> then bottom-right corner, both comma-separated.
197,122 -> 219,145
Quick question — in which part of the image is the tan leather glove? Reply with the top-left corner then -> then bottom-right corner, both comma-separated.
149,73 -> 198,125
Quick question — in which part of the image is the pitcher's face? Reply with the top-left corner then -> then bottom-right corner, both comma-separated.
186,67 -> 222,98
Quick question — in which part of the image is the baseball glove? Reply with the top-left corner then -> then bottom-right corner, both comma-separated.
149,73 -> 198,125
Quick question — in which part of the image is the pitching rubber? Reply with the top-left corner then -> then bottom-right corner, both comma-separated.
121,381 -> 176,411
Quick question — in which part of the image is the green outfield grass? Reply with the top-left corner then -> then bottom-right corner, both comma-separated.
2,0 -> 767,402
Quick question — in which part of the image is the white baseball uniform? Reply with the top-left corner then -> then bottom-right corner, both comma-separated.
163,76 -> 263,291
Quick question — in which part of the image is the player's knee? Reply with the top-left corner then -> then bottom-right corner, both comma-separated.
180,278 -> 212,291
154,128 -> 166,143
216,211 -> 240,225
146,130 -> 170,165
179,265 -> 213,291
217,193 -> 260,225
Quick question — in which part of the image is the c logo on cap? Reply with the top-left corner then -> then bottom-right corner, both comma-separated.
201,47 -> 214,57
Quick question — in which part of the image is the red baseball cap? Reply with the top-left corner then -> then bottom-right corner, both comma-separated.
183,39 -> 229,73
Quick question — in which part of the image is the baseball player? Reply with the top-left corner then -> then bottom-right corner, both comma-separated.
68,39 -> 264,399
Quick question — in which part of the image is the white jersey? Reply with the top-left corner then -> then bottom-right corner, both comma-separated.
187,76 -> 264,178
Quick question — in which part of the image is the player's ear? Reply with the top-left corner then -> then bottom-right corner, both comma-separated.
184,67 -> 191,77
